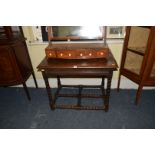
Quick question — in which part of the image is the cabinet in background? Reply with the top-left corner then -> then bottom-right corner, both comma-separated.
117,26 -> 155,104
0,26 -> 38,100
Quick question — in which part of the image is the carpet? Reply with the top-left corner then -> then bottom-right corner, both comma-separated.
0,87 -> 155,129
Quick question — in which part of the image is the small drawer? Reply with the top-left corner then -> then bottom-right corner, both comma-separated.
45,50 -> 56,58
57,50 -> 75,59
97,49 -> 108,58
45,47 -> 109,59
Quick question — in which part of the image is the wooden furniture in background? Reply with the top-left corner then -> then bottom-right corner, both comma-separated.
0,26 -> 38,100
37,48 -> 117,111
117,26 -> 155,104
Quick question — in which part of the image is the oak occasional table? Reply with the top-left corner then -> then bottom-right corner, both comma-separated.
37,51 -> 117,112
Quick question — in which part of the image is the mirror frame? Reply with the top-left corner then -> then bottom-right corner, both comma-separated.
47,26 -> 107,42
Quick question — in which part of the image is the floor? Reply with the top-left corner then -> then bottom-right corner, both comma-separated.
0,87 -> 155,129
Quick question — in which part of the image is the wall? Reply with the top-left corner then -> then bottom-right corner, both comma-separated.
22,26 -> 136,88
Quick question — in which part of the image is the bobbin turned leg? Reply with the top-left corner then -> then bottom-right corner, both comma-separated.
104,72 -> 113,112
53,76 -> 62,104
42,71 -> 55,110
101,76 -> 105,109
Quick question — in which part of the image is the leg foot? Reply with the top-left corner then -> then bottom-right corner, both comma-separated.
105,104 -> 109,112
50,104 -> 55,110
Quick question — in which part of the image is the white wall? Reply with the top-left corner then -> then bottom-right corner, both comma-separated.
22,26 -> 151,89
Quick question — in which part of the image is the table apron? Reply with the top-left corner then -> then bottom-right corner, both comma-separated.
43,68 -> 113,77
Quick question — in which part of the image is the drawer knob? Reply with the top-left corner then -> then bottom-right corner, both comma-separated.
100,52 -> 104,55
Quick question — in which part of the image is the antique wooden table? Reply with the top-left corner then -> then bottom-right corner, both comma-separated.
37,51 -> 117,112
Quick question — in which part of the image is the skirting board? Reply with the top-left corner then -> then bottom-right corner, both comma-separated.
18,77 -> 155,89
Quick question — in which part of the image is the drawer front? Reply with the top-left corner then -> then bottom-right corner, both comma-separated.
0,46 -> 20,85
45,48 -> 109,59
45,49 -> 57,58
